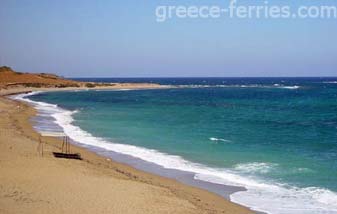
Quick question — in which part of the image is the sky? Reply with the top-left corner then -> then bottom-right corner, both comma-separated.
0,0 -> 336,77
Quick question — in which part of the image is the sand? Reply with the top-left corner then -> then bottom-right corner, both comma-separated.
0,88 -> 253,214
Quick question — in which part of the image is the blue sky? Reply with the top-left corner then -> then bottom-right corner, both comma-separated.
0,0 -> 336,77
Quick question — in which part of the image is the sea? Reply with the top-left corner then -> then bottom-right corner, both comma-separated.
14,77 -> 337,214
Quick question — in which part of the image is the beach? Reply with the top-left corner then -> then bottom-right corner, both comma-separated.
1,0 -> 336,212
0,88 -> 252,214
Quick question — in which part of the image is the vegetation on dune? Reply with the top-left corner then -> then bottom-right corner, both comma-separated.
85,83 -> 96,88
0,66 -> 14,73
0,65 -> 82,89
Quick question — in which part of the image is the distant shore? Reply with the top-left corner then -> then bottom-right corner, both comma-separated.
0,66 -> 173,96
0,86 -> 253,214
0,83 -> 172,96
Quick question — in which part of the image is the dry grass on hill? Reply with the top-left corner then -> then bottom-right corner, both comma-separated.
0,66 -> 82,89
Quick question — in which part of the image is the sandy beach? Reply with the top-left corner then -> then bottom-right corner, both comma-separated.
0,88 -> 252,214
1,0 -> 336,211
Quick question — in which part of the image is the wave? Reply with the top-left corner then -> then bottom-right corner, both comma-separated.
234,162 -> 278,174
280,86 -> 300,89
209,137 -> 232,143
177,84 -> 301,89
12,92 -> 337,214
323,81 -> 337,84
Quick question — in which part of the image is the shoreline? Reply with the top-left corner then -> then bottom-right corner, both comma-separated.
0,87 -> 253,214
0,83 -> 174,96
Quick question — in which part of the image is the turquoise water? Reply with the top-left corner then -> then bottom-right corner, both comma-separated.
27,78 -> 337,213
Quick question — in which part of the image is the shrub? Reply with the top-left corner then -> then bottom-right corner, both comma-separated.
85,83 -> 96,88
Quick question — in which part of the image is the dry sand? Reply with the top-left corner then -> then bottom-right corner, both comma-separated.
0,88 -> 253,214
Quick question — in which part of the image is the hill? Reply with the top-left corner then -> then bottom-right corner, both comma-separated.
0,66 -> 81,89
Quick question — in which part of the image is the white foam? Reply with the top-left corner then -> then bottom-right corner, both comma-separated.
177,84 -> 301,89
12,92 -> 337,214
94,88 -> 133,91
209,137 -> 231,143
234,162 -> 278,174
281,85 -> 300,89
232,186 -> 337,214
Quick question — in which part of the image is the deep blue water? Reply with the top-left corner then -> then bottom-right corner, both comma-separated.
28,77 -> 337,213
72,77 -> 337,86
